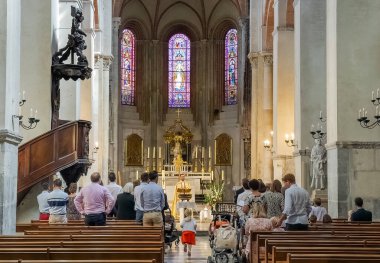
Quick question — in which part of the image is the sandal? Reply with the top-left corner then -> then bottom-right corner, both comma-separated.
183,244 -> 187,252
188,251 -> 191,256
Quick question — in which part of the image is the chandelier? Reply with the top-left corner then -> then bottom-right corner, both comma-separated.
357,89 -> 380,129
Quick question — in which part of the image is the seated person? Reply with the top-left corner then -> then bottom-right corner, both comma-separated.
351,197 -> 372,222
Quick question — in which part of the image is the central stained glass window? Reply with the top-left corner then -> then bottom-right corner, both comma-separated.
168,33 -> 190,108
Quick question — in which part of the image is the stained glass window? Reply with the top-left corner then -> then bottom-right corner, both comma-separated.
225,29 -> 238,105
168,33 -> 191,108
121,29 -> 135,105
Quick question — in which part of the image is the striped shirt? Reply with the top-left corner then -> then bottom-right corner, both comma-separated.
47,189 -> 68,215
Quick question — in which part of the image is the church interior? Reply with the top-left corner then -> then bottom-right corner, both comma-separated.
1,0 -> 380,262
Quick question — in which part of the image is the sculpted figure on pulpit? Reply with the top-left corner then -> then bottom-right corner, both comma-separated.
171,174 -> 192,219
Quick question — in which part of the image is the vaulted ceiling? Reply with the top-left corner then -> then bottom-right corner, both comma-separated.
112,0 -> 248,39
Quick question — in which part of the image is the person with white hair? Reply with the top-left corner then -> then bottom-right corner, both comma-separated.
115,182 -> 136,220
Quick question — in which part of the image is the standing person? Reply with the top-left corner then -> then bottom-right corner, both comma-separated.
115,182 -> 136,220
105,172 -> 122,217
67,183 -> 81,220
276,174 -> 312,231
309,197 -> 327,222
47,178 -> 69,224
37,182 -> 50,220
134,172 -> 149,223
140,170 -> 165,227
180,209 -> 197,257
74,172 -> 115,226
351,197 -> 372,222
264,179 -> 284,218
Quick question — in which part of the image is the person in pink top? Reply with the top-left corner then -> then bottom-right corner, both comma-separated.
74,172 -> 115,226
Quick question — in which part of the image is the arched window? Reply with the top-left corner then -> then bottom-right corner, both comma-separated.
121,29 -> 135,105
168,33 -> 191,108
225,29 -> 238,105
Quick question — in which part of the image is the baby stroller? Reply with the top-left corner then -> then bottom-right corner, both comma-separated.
207,203 -> 242,263
164,208 -> 180,249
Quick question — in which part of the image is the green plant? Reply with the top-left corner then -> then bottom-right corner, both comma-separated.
204,181 -> 224,210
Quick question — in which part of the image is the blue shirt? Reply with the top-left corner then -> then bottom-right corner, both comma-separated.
134,182 -> 148,211
47,189 -> 68,215
282,184 -> 311,225
140,182 -> 165,212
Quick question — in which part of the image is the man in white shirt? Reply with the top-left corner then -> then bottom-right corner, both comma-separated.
277,173 -> 312,230
37,182 -> 50,220
236,178 -> 250,220
105,172 -> 122,217
134,172 -> 149,223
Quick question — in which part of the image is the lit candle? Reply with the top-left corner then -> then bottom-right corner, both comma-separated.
311,124 -> 314,132
22,90 -> 25,100
158,147 -> 162,159
211,171 -> 214,181
365,110 -> 368,117
359,109 -> 361,118
208,146 -> 211,159
195,146 -> 198,158
202,147 -> 205,159
319,111 -> 322,118
136,170 -> 139,180
34,109 -> 38,119
285,134 -> 289,141
18,106 -> 21,116
30,108 -> 33,117
376,106 -> 379,116
94,141 -> 99,148
270,131 -> 274,137
221,170 -> 224,181
153,147 -> 155,158
147,147 -> 150,159
377,88 -> 380,98
372,91 -> 375,100
264,140 -> 269,146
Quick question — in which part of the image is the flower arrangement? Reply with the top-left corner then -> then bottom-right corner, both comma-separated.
204,181 -> 224,211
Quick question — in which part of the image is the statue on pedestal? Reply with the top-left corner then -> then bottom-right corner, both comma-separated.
310,139 -> 327,190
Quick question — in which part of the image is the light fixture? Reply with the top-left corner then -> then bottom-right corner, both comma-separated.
357,89 -> 380,129
90,142 -> 99,163
310,111 -> 327,139
263,139 -> 273,151
284,133 -> 297,147
12,95 -> 40,130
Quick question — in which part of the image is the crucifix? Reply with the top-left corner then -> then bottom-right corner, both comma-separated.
176,108 -> 182,119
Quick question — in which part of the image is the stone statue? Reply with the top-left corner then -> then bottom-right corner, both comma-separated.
310,139 -> 327,190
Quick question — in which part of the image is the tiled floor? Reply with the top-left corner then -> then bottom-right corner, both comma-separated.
165,236 -> 211,263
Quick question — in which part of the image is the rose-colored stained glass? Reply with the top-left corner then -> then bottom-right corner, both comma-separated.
225,29 -> 238,105
121,29 -> 135,105
168,33 -> 190,108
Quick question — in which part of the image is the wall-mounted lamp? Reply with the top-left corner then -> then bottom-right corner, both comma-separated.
12,92 -> 40,130
90,142 -> 99,163
284,133 -> 297,147
263,139 -> 273,151
357,89 -> 380,129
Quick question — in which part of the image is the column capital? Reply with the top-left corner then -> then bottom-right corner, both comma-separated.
247,52 -> 259,67
263,54 -> 273,65
0,129 -> 23,146
112,17 -> 122,29
238,16 -> 249,28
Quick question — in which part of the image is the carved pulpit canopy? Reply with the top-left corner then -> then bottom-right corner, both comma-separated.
51,6 -> 92,81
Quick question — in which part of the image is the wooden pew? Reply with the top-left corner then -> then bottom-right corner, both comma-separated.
0,247 -> 163,262
24,229 -> 163,236
0,234 -> 162,242
287,253 -> 380,263
272,247 -> 380,263
0,240 -> 163,248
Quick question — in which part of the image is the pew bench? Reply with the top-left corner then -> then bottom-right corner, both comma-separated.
286,253 -> 380,263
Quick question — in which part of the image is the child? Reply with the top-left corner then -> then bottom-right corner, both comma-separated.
180,208 -> 197,256
270,216 -> 285,231
309,197 -> 327,221
309,214 -> 317,225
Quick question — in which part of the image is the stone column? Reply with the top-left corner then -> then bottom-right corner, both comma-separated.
0,0 -> 23,234
248,53 -> 258,179
293,0 -> 326,189
272,0 -> 295,180
110,17 -> 121,173
261,54 -> 274,183
326,0 -> 380,219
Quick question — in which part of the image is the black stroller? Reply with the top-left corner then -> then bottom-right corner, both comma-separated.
164,208 -> 180,249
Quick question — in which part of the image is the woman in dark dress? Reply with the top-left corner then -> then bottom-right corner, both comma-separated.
67,183 -> 81,220
115,182 -> 136,220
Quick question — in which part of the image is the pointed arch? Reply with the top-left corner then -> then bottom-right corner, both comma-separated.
121,29 -> 136,105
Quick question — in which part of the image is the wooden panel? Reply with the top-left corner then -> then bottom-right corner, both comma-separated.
57,125 -> 76,159
30,135 -> 55,172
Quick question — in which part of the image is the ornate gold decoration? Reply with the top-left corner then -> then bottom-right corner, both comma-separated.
163,110 -> 193,172
215,133 -> 232,165
124,134 -> 143,166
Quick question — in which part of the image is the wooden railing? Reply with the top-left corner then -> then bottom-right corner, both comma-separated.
17,120 -> 92,193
